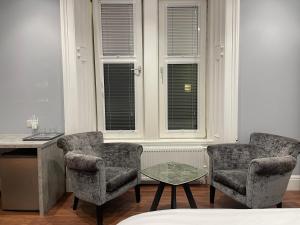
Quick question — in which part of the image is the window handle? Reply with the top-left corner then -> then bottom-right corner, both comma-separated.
131,66 -> 142,76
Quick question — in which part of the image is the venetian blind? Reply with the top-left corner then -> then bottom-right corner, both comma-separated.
168,64 -> 198,130
167,6 -> 199,56
104,64 -> 135,130
101,4 -> 134,56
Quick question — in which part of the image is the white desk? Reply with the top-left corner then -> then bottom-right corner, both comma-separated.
0,134 -> 65,215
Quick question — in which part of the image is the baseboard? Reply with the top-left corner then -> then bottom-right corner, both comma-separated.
287,175 -> 300,191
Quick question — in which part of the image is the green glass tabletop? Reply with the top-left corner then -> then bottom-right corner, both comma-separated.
141,161 -> 208,186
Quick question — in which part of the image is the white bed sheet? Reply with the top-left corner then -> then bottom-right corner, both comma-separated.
118,209 -> 300,225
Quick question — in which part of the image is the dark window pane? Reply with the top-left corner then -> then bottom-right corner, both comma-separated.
168,64 -> 198,130
104,64 -> 135,130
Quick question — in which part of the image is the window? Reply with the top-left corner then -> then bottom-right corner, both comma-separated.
64,0 -> 239,142
94,0 -> 143,138
159,0 -> 207,138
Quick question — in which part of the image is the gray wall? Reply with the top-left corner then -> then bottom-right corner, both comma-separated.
0,0 -> 64,134
239,0 -> 300,173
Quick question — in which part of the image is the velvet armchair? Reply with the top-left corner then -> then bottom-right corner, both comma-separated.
207,133 -> 300,208
57,132 -> 143,225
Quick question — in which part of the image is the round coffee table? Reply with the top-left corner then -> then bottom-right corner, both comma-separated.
142,161 -> 207,211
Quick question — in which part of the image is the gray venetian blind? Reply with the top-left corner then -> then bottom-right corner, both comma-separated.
104,64 -> 135,130
168,64 -> 198,130
167,6 -> 199,56
101,4 -> 134,56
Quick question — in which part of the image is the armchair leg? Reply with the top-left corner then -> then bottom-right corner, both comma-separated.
277,202 -> 283,208
135,185 -> 141,203
210,185 -> 215,204
73,196 -> 79,210
96,205 -> 103,225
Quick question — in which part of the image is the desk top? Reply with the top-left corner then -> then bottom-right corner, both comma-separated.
0,134 -> 56,149
142,162 -> 207,186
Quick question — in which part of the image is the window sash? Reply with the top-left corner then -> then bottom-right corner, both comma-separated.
94,0 -> 143,138
159,0 -> 207,138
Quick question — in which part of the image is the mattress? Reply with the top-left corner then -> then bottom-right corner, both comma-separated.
118,209 -> 300,225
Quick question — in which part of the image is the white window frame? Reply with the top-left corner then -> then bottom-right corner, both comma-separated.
60,0 -> 240,144
159,0 -> 207,139
93,0 -> 144,139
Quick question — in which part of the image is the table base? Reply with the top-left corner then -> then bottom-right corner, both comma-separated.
150,182 -> 197,211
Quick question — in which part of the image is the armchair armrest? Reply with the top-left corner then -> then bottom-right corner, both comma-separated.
101,143 -> 143,169
249,156 -> 297,176
246,155 -> 296,208
65,151 -> 106,206
207,144 -> 263,170
65,152 -> 104,172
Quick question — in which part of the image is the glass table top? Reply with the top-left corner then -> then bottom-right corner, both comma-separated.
141,162 -> 208,186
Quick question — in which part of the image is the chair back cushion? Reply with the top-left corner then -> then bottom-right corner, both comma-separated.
250,133 -> 300,158
57,132 -> 103,155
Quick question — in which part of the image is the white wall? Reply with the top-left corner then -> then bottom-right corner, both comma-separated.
239,0 -> 300,173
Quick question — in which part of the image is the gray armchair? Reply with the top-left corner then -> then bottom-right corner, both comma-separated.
207,133 -> 300,208
57,132 -> 143,225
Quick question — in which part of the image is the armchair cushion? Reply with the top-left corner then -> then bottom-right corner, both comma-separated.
214,169 -> 248,195
106,167 -> 138,192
